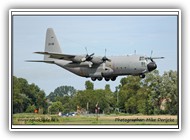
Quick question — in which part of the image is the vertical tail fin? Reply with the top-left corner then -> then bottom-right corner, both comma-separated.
44,28 -> 62,61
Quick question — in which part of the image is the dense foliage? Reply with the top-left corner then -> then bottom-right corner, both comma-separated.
13,76 -> 47,114
13,70 -> 178,115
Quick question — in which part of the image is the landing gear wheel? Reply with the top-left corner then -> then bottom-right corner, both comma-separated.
104,77 -> 110,81
139,74 -> 145,78
111,77 -> 116,81
97,77 -> 103,81
91,77 -> 96,81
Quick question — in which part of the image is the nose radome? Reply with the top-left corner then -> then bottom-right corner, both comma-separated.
147,62 -> 157,72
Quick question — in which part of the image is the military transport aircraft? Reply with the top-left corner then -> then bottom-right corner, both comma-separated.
27,28 -> 164,81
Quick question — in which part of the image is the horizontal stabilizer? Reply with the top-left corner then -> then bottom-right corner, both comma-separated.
26,60 -> 54,64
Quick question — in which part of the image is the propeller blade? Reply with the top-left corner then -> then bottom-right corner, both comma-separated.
86,53 -> 94,61
85,47 -> 88,54
146,56 -> 164,59
145,50 -> 165,62
151,57 -> 165,59
89,53 -> 94,57
102,48 -> 111,62
151,50 -> 153,57
150,50 -> 153,62
81,47 -> 94,62
103,62 -> 105,70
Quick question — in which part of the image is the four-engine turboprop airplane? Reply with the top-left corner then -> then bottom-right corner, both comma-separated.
27,28 -> 164,81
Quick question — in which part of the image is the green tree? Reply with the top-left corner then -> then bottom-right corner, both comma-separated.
140,70 -> 161,114
159,70 -> 178,114
105,84 -> 111,91
47,85 -> 76,102
85,80 -> 94,90
136,87 -> 150,114
48,101 -> 63,114
13,76 -> 31,113
73,88 -> 114,114
25,105 -> 36,113
142,70 -> 178,115
118,76 -> 141,113
13,76 -> 47,114
47,85 -> 76,113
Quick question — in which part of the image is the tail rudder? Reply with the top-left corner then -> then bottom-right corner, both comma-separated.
44,28 -> 62,61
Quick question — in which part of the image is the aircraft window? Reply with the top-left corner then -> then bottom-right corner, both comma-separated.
48,42 -> 54,46
139,56 -> 145,61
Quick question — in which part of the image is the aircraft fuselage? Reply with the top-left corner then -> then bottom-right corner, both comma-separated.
54,54 -> 154,81
28,28 -> 162,82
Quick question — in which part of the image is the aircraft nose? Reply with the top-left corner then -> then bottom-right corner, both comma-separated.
147,62 -> 157,72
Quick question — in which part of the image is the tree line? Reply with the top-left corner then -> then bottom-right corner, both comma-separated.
13,76 -> 48,114
13,70 -> 178,115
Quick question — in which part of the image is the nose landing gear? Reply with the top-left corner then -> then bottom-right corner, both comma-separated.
139,74 -> 145,78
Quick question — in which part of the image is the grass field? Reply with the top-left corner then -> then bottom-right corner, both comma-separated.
12,113 -> 178,125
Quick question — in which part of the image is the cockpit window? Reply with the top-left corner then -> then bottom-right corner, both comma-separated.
139,56 -> 145,61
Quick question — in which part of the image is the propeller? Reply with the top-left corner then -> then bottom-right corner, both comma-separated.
102,49 -> 111,62
146,50 -> 164,62
102,49 -> 111,70
145,50 -> 164,72
81,47 -> 94,62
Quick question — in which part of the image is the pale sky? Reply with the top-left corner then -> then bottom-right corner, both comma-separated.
12,15 -> 178,95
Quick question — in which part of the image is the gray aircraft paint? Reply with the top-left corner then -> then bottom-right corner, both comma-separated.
27,28 -> 163,81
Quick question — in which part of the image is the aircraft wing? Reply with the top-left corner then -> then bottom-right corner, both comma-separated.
34,51 -> 109,67
35,52 -> 76,61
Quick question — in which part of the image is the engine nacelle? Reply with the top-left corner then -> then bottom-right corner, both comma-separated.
101,67 -> 113,77
91,57 -> 103,64
73,55 -> 84,63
